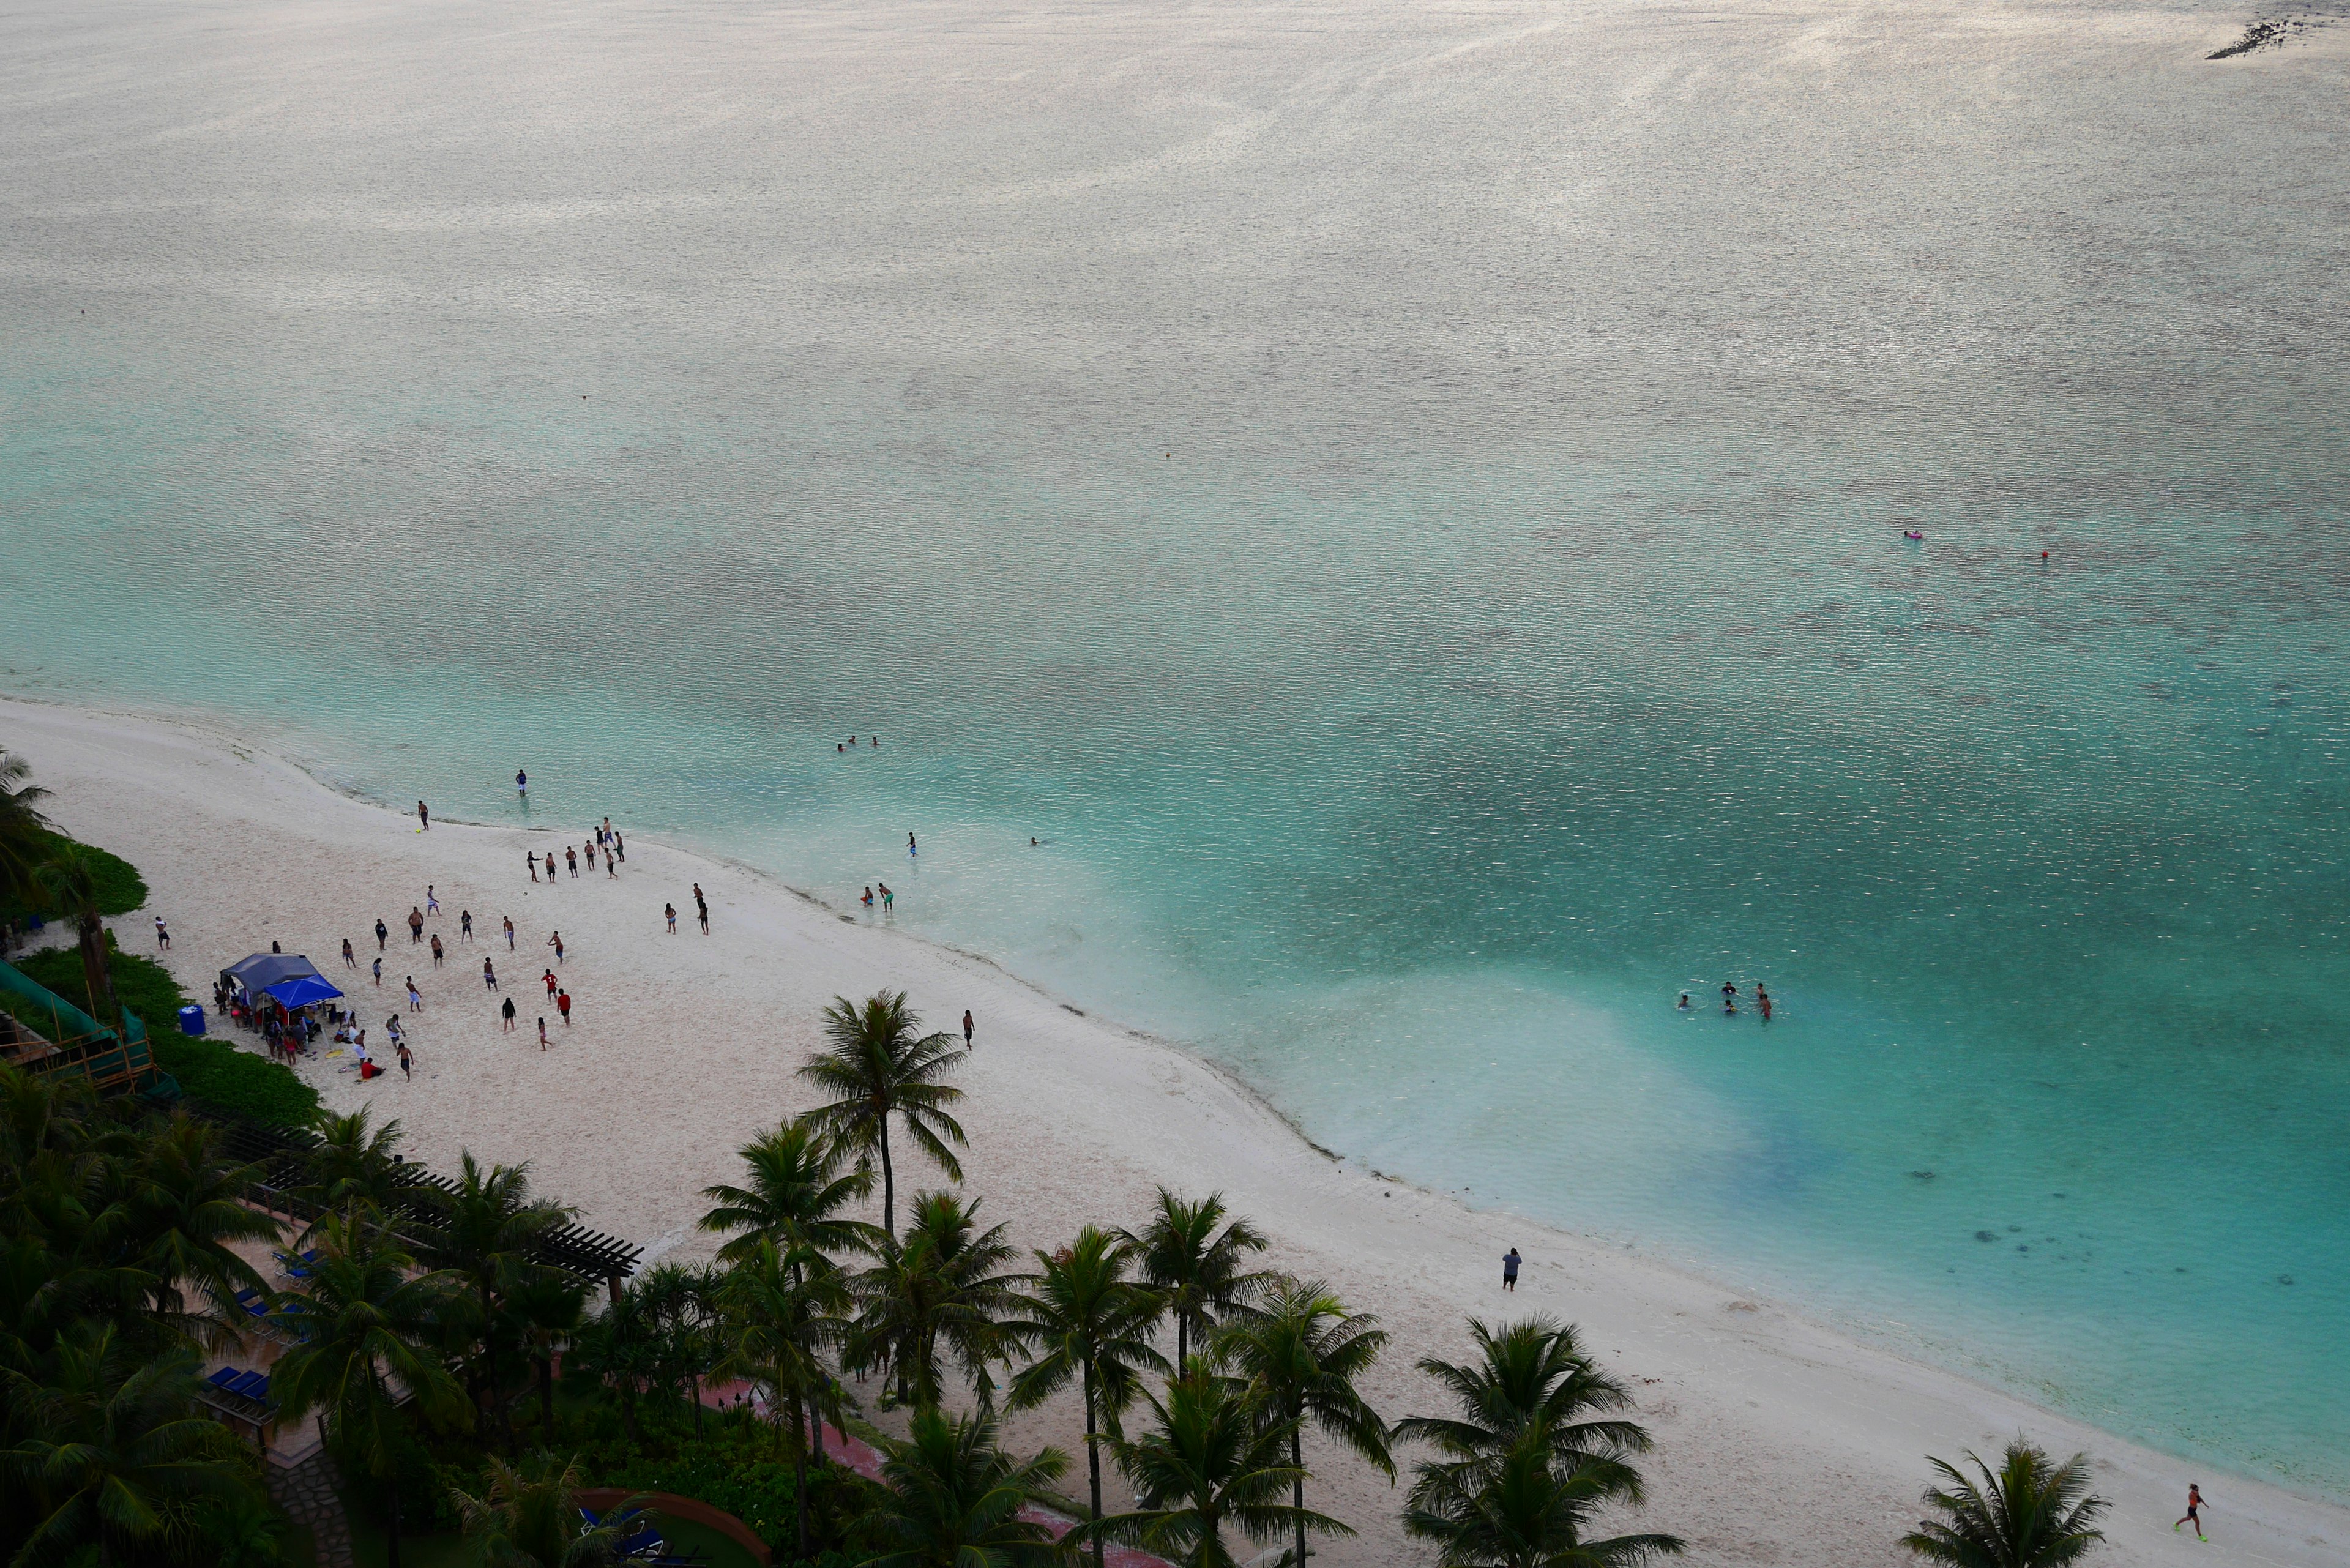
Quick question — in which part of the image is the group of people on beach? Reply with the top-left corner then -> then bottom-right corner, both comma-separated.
1678,980 -> 1772,1021
524,818 -> 626,883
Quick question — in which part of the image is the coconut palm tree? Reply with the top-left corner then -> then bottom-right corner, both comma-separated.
1125,1189 -> 1270,1367
850,1190 -> 1024,1412
0,748 -> 52,903
451,1450 -> 646,1568
31,845 -> 121,1037
699,1114 -> 880,1267
1393,1318 -> 1654,1508
636,1263 -> 721,1433
1006,1226 -> 1169,1568
1,1324 -> 253,1568
268,1219 -> 468,1568
121,1114 -> 281,1342
506,1268 -> 591,1438
412,1153 -> 575,1448
1402,1427 -> 1684,1568
1217,1279 -> 1390,1568
297,1107 -> 413,1236
1901,1441 -> 2109,1567
713,1237 -> 852,1558
862,1406 -> 1076,1568
1089,1362 -> 1350,1568
799,992 -> 968,1239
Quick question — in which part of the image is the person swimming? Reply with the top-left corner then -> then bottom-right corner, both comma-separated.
1677,991 -> 1692,1009
1904,529 -> 1923,540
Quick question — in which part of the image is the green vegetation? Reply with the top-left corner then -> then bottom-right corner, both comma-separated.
0,830 -> 147,923
1902,1441 -> 2109,1567
12,936 -> 321,1126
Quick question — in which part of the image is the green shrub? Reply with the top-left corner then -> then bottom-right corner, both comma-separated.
12,938 -> 320,1127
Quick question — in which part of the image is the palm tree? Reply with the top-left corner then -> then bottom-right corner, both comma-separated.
1089,1362 -> 1351,1568
638,1263 -> 720,1433
567,1280 -> 659,1446
267,1219 -> 468,1568
1393,1318 -> 1654,1508
0,748 -> 52,902
1402,1427 -> 1684,1568
122,1114 -> 282,1343
863,1405 -> 1076,1568
297,1107 -> 412,1236
1,1324 -> 253,1567
850,1190 -> 1024,1411
1217,1279 -> 1390,1568
698,1115 -> 880,1266
451,1451 -> 645,1567
713,1238 -> 852,1558
1126,1189 -> 1269,1367
1901,1441 -> 2109,1567
1005,1226 -> 1169,1568
31,845 -> 121,1036
799,991 -> 968,1239
506,1268 -> 591,1438
413,1154 -> 575,1448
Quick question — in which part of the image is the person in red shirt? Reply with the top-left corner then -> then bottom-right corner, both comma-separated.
556,990 -> 573,1026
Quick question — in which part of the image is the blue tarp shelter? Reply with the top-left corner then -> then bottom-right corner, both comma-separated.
220,954 -> 327,1002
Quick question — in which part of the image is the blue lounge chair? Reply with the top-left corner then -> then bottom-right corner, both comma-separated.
228,1370 -> 270,1401
207,1367 -> 241,1392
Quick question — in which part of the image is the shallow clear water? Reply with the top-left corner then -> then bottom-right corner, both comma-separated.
4,0 -> 2347,1496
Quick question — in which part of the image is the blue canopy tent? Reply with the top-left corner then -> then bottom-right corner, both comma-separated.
263,974 -> 343,1009
220,954 -> 327,999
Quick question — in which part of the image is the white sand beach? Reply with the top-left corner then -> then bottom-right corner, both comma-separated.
6,694 -> 2341,1567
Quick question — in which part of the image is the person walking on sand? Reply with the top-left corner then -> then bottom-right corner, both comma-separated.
373,957 -> 383,987
543,969 -> 558,999
386,1015 -> 404,1049
613,829 -> 624,862
501,996 -> 517,1032
343,938 -> 357,969
430,933 -> 445,968
503,916 -> 515,951
537,1017 -> 548,1050
417,799 -> 430,831
529,851 -> 540,883
406,978 -> 423,1012
566,846 -> 578,878
548,931 -> 565,963
695,886 -> 709,933
409,907 -> 425,944
606,846 -> 617,879
460,909 -> 472,942
483,957 -> 498,990
427,886 -> 439,916
556,988 -> 572,1026
397,1040 -> 412,1080
665,903 -> 677,933
2176,1483 -> 2208,1539
963,1010 -> 975,1048
1502,1248 -> 1521,1291
154,916 -> 171,950
376,918 -> 389,952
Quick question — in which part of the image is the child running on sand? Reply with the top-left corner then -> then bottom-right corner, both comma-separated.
537,1017 -> 548,1050
665,903 -> 677,933
2176,1484 -> 2208,1539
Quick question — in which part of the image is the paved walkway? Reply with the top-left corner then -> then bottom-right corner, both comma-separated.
270,1448 -> 356,1568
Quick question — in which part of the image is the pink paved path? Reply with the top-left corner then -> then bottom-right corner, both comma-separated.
699,1380 -> 1176,1568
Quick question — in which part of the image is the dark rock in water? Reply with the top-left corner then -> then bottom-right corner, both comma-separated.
2278,1275 -> 2295,1285
1975,1230 -> 1998,1242
1909,1170 -> 1936,1181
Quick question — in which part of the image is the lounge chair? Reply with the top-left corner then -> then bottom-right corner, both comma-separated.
228,1370 -> 270,1401
207,1367 -> 242,1392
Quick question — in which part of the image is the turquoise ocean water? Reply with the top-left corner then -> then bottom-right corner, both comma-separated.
4,0 -> 2346,1496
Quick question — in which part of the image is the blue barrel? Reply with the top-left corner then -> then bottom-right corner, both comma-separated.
177,1005 -> 206,1037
